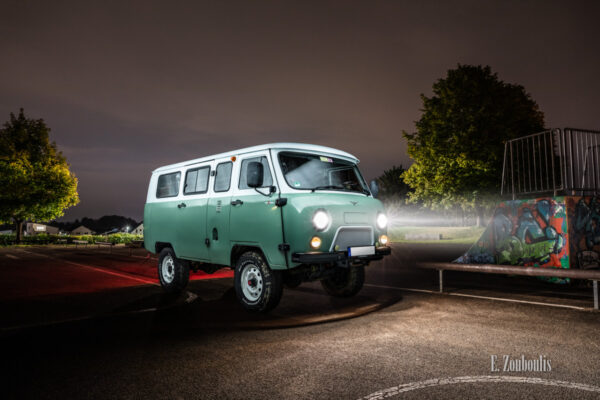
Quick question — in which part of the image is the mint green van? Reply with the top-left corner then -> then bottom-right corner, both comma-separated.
144,143 -> 391,312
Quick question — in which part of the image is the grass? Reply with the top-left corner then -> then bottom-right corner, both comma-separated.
389,225 -> 486,244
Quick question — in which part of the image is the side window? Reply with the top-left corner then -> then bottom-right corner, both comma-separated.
184,166 -> 210,195
214,162 -> 233,192
239,156 -> 273,189
156,172 -> 181,198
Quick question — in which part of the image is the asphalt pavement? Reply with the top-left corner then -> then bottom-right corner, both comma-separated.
1,243 -> 599,399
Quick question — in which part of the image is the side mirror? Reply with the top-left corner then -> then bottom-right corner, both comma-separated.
369,180 -> 379,198
247,161 -> 264,188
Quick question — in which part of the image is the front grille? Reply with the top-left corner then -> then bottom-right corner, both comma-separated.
331,227 -> 373,251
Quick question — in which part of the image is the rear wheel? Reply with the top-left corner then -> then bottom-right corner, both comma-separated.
158,247 -> 189,294
321,265 -> 365,297
234,251 -> 283,313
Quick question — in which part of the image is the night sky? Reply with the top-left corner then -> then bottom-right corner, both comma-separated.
1,1 -> 599,221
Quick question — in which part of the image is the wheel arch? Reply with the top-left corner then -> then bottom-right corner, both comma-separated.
155,241 -> 174,255
230,244 -> 267,268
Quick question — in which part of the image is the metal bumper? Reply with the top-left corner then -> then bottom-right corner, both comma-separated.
292,246 -> 391,264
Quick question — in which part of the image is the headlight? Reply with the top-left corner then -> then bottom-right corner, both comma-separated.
376,213 -> 388,230
312,210 -> 330,231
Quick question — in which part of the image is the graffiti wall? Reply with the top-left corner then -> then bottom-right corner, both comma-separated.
456,197 -> 569,269
567,196 -> 600,270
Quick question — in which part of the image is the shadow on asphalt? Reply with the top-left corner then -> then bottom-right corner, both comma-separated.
0,278 -> 406,352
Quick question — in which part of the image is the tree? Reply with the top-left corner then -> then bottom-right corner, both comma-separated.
402,65 -> 545,226
0,109 -> 79,242
376,165 -> 411,202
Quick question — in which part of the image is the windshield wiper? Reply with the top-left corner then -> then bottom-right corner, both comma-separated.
310,185 -> 345,192
310,185 -> 369,195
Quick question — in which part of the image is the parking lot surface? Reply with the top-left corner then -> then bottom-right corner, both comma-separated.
1,243 -> 599,399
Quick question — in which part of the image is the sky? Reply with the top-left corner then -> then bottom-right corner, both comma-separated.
1,0 -> 599,221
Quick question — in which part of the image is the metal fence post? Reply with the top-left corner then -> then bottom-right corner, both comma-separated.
510,141 -> 515,200
594,280 -> 598,310
439,269 -> 444,293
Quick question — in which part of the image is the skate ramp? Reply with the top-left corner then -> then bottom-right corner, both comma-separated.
455,196 -> 600,278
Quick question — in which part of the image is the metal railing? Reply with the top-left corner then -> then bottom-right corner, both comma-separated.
501,128 -> 600,199
418,261 -> 600,310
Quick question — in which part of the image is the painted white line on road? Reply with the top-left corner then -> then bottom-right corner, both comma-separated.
364,283 -> 588,311
358,375 -> 600,399
5,254 -> 19,259
17,249 -> 158,286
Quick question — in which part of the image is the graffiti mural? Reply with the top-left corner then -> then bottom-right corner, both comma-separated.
456,197 -> 569,270
567,196 -> 600,270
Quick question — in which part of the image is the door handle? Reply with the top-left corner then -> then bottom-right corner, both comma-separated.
230,199 -> 244,206
177,202 -> 186,208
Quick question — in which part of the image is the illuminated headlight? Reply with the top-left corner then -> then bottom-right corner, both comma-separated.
379,235 -> 389,246
376,213 -> 388,230
310,236 -> 322,249
312,210 -> 330,231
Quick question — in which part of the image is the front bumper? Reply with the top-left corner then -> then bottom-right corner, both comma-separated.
292,246 -> 391,264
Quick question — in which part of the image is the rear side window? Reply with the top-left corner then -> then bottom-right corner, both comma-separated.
239,156 -> 273,189
156,172 -> 181,198
184,166 -> 210,195
214,162 -> 233,192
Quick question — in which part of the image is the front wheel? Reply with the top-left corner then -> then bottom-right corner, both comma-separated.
234,251 -> 283,313
158,247 -> 189,294
321,265 -> 365,297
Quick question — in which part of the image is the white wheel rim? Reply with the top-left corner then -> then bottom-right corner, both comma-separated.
241,263 -> 263,302
161,255 -> 175,284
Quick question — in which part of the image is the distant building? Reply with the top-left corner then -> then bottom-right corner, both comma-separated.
131,223 -> 143,235
25,223 -> 59,235
71,225 -> 95,235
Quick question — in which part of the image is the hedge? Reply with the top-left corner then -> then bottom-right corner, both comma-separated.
0,233 -> 143,246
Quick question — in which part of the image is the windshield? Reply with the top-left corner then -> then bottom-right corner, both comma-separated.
278,152 -> 369,195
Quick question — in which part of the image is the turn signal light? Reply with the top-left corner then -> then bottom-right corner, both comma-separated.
310,236 -> 322,249
379,235 -> 389,245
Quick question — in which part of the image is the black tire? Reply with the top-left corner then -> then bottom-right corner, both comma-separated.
234,251 -> 283,313
158,247 -> 189,294
321,265 -> 365,297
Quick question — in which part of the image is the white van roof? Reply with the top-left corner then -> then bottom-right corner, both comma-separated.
153,143 -> 359,173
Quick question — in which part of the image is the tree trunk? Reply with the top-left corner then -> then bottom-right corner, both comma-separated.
476,206 -> 485,227
14,219 -> 23,243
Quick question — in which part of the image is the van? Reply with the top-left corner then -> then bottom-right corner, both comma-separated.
144,143 -> 391,312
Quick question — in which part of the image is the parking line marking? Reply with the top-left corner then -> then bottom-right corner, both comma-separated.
364,283 -> 588,311
17,249 -> 158,286
358,376 -> 600,399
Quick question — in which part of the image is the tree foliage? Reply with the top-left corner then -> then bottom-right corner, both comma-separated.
376,165 -> 411,202
403,65 -> 545,214
0,109 -> 79,241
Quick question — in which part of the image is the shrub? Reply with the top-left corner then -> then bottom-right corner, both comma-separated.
107,233 -> 143,244
0,234 -> 16,246
0,233 -> 143,246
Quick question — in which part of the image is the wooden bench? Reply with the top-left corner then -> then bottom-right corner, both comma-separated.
73,240 -> 88,248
